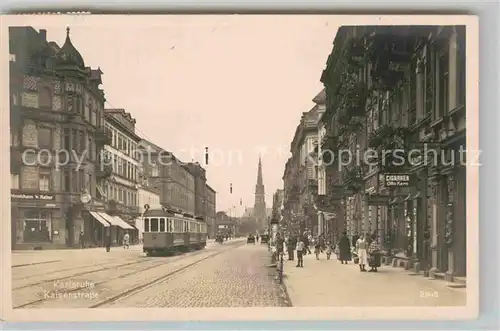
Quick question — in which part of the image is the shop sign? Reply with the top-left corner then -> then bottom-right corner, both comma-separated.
11,193 -> 55,201
365,173 -> 379,193
367,194 -> 390,206
384,173 -> 413,187
218,224 -> 228,229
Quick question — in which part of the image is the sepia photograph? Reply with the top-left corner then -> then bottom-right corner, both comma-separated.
1,14 -> 478,322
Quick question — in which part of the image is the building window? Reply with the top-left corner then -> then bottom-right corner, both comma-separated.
39,168 -> 51,192
425,45 -> 434,118
71,170 -> 78,192
22,211 -> 52,243
118,159 -> 123,176
438,47 -> 449,118
71,129 -> 77,153
79,130 -> 85,154
11,92 -> 18,106
11,174 -> 19,189
10,130 -> 19,147
63,128 -> 70,150
39,87 -> 52,109
79,169 -> 84,192
63,169 -> 70,192
37,127 -> 52,150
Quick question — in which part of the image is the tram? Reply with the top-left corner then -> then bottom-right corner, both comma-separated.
142,204 -> 207,256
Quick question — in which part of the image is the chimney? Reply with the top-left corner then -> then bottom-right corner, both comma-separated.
39,29 -> 47,41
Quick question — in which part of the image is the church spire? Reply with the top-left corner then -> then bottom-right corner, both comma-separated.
257,156 -> 263,187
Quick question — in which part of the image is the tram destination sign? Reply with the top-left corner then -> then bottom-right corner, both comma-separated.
384,173 -> 413,187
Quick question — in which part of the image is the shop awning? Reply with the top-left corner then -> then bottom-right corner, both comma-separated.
98,212 -> 134,230
89,211 -> 110,227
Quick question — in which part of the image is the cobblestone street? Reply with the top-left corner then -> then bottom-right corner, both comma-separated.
107,243 -> 287,307
11,240 -> 250,309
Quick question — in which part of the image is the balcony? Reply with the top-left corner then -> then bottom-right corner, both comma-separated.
108,200 -> 140,215
95,127 -> 112,145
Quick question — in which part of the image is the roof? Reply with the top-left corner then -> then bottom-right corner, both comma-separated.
57,27 -> 85,68
312,89 -> 326,104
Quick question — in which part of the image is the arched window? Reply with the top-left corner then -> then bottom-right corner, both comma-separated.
39,86 -> 52,109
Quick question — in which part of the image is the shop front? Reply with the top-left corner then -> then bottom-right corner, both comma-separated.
81,198 -> 110,247
98,212 -> 135,246
11,192 -> 66,250
428,142 -> 467,280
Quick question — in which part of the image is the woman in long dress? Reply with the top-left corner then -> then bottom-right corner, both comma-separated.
338,231 -> 351,264
356,234 -> 369,272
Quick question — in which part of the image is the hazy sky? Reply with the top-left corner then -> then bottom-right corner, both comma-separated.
30,16 -> 339,216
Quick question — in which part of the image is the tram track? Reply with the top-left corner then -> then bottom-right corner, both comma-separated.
12,257 -> 155,290
13,241 -> 245,309
91,241 -> 246,308
12,256 -> 148,281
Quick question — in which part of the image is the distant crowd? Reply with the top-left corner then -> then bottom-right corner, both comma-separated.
272,231 -> 384,272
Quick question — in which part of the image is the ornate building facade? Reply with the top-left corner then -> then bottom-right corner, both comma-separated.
319,25 -> 466,280
9,27 -> 111,249
282,94 -> 323,235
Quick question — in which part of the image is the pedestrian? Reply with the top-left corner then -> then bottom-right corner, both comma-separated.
256,234 -> 260,243
352,232 -> 359,249
302,233 -> 311,255
79,230 -> 85,249
338,231 -> 351,264
368,234 -> 382,272
319,234 -> 325,253
356,234 -> 368,272
276,233 -> 285,255
296,237 -> 305,268
123,231 -> 130,249
325,241 -> 332,260
287,235 -> 296,261
105,228 -> 111,252
314,237 -> 322,260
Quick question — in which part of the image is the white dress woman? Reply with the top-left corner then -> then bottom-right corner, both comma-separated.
356,236 -> 368,272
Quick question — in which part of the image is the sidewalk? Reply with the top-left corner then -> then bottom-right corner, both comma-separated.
282,252 -> 466,307
12,244 -> 144,267
11,238 -> 242,267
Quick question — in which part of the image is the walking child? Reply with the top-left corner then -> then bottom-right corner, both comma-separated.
296,237 -> 305,268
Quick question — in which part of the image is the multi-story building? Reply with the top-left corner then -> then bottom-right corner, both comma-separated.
183,162 -> 207,219
282,104 -> 321,235
215,211 -> 233,236
100,108 -> 141,243
271,189 -> 284,227
205,184 -> 216,238
137,140 -> 196,216
9,27 -> 112,249
320,25 -> 466,281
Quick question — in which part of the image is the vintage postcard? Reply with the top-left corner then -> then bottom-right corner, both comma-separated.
1,14 -> 478,322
